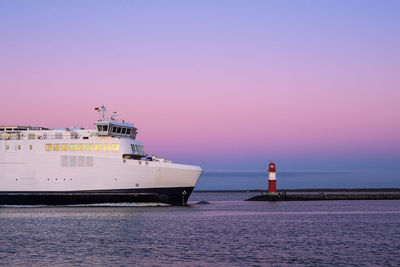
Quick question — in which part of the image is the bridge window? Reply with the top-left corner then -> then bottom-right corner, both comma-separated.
102,125 -> 108,131
116,127 -> 121,134
112,127 -> 117,133
121,128 -> 126,134
126,128 -> 131,135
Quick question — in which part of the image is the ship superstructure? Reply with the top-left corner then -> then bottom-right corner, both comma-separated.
0,106 -> 202,205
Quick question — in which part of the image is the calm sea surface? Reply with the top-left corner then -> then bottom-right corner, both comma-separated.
1,192 -> 400,266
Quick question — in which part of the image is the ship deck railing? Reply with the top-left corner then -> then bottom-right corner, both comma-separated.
0,133 -> 89,141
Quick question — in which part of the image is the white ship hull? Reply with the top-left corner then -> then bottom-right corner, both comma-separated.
0,148 -> 202,205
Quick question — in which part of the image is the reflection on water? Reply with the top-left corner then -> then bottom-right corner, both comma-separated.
1,193 -> 399,266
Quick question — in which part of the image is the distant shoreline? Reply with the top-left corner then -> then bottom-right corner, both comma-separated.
194,188 -> 400,193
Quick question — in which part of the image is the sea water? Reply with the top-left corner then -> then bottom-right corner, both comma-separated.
1,192 -> 400,266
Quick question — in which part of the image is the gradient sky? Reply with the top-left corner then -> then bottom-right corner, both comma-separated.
1,1 -> 399,186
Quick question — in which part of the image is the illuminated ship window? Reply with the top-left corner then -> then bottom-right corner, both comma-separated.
102,144 -> 108,151
77,144 -> 86,151
62,144 -> 69,151
95,144 -> 102,151
53,144 -> 61,151
69,144 -> 77,151
29,145 -> 32,150
86,144 -> 94,151
112,143 -> 119,151
6,145 -> 9,150
103,144 -> 111,151
45,144 -> 52,151
18,145 -> 21,150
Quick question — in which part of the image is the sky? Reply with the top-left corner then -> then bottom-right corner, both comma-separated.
0,1 -> 399,187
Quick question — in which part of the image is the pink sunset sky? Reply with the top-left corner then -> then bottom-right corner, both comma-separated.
1,1 -> 399,174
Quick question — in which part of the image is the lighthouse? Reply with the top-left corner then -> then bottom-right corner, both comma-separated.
268,162 -> 277,195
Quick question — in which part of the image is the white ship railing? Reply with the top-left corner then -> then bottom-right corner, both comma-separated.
0,132 -> 87,141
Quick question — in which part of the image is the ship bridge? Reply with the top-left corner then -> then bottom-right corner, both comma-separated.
95,121 -> 137,139
94,106 -> 137,139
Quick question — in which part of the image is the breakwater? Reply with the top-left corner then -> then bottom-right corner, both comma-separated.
247,192 -> 400,201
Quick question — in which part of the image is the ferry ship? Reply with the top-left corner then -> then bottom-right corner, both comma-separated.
0,106 -> 203,205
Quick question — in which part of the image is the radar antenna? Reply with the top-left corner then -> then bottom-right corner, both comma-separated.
110,111 -> 118,122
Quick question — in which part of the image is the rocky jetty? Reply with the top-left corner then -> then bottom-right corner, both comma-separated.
247,192 -> 400,201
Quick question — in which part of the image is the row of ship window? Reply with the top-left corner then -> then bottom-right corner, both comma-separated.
5,145 -> 33,150
97,125 -> 135,136
131,144 -> 145,154
0,133 -> 38,140
4,143 -> 145,154
45,143 -> 120,152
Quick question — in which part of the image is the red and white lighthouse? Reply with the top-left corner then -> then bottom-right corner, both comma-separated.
267,162 -> 277,194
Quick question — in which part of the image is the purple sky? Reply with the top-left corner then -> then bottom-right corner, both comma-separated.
1,1 -> 399,186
